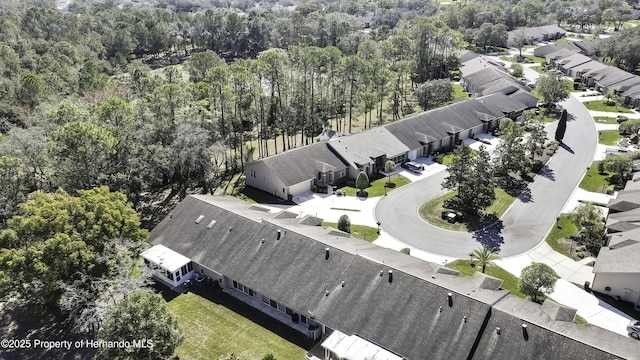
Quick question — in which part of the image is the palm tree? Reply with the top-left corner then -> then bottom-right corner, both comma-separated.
471,246 -> 500,273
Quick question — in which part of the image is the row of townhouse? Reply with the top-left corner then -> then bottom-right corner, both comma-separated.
143,195 -> 639,360
458,52 -> 538,107
244,92 -> 532,201
593,170 -> 640,308
506,25 -> 567,47
535,43 -> 640,109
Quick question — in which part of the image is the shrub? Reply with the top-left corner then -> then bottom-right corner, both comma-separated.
337,214 -> 351,233
434,153 -> 445,164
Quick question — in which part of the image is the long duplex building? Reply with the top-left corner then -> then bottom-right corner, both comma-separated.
245,92 -> 530,200
145,195 -> 639,360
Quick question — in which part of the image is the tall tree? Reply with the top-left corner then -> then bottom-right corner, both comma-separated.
493,118 -> 530,178
535,75 -> 569,107
573,203 -> 605,255
98,291 -> 184,360
442,143 -> 495,215
555,109 -> 567,142
519,263 -> 559,302
415,79 -> 453,111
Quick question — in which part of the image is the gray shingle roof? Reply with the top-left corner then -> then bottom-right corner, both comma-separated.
328,127 -> 409,168
150,195 -> 639,360
593,234 -> 640,273
473,296 -> 634,360
248,142 -> 347,187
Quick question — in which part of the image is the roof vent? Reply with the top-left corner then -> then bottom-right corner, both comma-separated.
195,215 -> 204,224
379,270 -> 383,277
388,270 -> 393,283
496,327 -> 501,335
325,290 -> 329,297
448,293 -> 453,307
325,248 -> 330,260
277,229 -> 281,240
207,220 -> 216,229
169,212 -> 173,218
229,227 -> 232,232
260,238 -> 265,244
463,316 -> 467,323
439,306 -> 442,313
341,281 -> 345,287
522,324 -> 529,340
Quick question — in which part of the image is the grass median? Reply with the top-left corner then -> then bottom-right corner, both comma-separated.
418,189 -> 515,232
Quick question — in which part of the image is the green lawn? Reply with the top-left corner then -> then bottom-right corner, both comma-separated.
598,130 -> 622,145
418,189 -> 516,231
340,174 -> 411,197
545,214 -> 579,257
321,221 -> 379,242
167,291 -> 309,360
452,83 -> 470,100
579,161 -> 612,193
531,65 -> 545,74
583,100 -> 633,113
447,260 -> 525,298
593,116 -> 618,124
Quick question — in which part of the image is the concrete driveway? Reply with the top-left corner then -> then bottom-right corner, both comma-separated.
375,95 -> 597,258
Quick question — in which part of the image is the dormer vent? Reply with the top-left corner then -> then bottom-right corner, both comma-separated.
207,220 -> 216,229
195,215 -> 204,224
388,270 -> 393,283
325,248 -> 330,260
277,229 -> 281,240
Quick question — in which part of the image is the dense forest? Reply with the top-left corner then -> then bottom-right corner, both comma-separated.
1,0 -> 640,358
1,0 -> 636,230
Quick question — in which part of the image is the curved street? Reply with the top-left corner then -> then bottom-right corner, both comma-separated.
375,94 -> 597,258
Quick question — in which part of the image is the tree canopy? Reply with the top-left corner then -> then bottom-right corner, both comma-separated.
519,263 -> 559,302
98,290 -> 184,360
0,187 -> 147,305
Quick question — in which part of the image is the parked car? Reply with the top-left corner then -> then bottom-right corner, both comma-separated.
401,161 -> 424,173
627,320 -> 640,339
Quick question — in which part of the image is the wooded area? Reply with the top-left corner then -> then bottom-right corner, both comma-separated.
1,0 -> 639,357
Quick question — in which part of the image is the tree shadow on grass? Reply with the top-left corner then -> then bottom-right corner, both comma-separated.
498,177 -> 530,198
472,220 -> 505,252
187,284 -> 317,351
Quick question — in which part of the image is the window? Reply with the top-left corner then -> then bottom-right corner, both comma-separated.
166,271 -> 174,281
248,289 -> 254,297
301,315 -> 307,324
233,280 -> 238,289
181,265 -> 187,275
285,307 -> 293,316
270,299 -> 278,309
187,262 -> 193,272
317,172 -> 322,180
262,296 -> 269,304
175,271 -> 181,282
324,326 -> 334,336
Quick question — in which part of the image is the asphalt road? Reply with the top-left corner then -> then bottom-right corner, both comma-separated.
375,94 -> 597,258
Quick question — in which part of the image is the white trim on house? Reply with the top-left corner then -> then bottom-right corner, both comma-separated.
142,244 -> 193,287
321,330 -> 403,360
